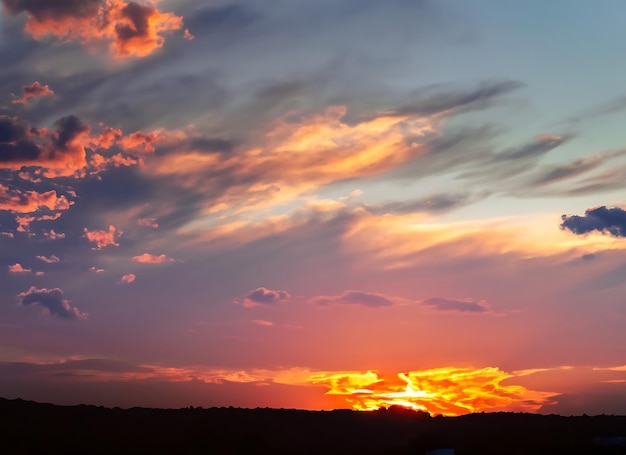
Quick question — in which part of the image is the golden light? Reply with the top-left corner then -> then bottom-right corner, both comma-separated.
311,367 -> 556,416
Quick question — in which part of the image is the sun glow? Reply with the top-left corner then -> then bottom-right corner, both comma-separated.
312,367 -> 556,416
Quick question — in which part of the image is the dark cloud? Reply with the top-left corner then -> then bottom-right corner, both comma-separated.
0,115 -> 29,143
17,286 -> 87,320
561,206 -> 626,237
310,290 -> 395,308
2,0 -> 101,19
494,135 -> 567,162
54,115 -> 89,149
236,287 -> 290,307
368,192 -> 486,215
422,297 -> 489,313
389,80 -> 524,117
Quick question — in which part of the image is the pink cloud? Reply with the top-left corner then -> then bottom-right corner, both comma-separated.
132,253 -> 174,264
84,225 -> 121,249
12,81 -> 54,105
120,274 -> 136,284
137,217 -> 159,228
43,229 -> 65,240
36,255 -> 60,264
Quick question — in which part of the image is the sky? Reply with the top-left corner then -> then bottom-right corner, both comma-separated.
1,0 -> 626,416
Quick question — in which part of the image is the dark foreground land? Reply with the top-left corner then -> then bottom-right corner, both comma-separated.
1,397 -> 625,454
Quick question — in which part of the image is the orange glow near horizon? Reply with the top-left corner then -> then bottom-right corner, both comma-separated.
311,367 -> 556,415
17,358 -> 558,415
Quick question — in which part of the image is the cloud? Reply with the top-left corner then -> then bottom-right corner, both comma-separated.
150,105 -> 439,216
2,0 -> 184,59
235,287 -> 290,308
387,80 -> 524,117
368,192 -> 484,215
36,255 -> 60,263
310,367 -> 555,415
561,206 -> 626,237
12,81 -> 54,105
90,266 -> 104,273
131,253 -> 174,264
0,114 -> 89,178
0,184 -> 71,214
16,286 -> 87,320
120,273 -> 136,284
43,229 -> 65,240
252,319 -> 274,327
422,297 -> 490,313
84,225 -> 121,249
8,263 -> 31,273
310,290 -> 395,308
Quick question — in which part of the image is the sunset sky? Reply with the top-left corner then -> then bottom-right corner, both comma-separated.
1,0 -> 626,415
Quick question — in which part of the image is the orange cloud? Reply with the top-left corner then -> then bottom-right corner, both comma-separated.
118,129 -> 165,153
0,184 -> 71,214
12,81 -> 54,105
84,225 -> 121,249
131,253 -> 174,264
8,263 -> 31,273
3,0 -> 184,59
311,367 -> 556,415
28,361 -> 553,415
151,106 -> 438,215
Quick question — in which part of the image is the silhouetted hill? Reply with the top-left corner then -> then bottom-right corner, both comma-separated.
1,397 -> 625,454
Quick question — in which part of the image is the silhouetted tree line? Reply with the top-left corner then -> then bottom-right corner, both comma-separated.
1,398 -> 625,454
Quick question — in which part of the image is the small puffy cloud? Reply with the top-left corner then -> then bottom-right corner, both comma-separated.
43,229 -> 65,240
422,297 -> 489,313
235,287 -> 290,308
132,253 -> 174,264
120,273 -> 136,284
84,225 -> 121,249
2,0 -> 185,59
310,290 -> 395,308
17,286 -> 87,320
561,206 -> 626,237
12,81 -> 54,105
36,255 -> 60,263
8,263 -> 31,273
90,266 -> 105,273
